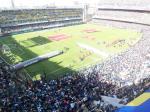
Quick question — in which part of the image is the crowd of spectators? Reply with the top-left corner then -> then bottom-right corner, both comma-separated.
0,60 -> 117,111
0,9 -> 83,35
1,19 -> 82,34
0,9 -> 82,25
0,57 -> 150,112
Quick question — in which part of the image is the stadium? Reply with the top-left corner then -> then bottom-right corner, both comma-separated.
0,0 -> 150,112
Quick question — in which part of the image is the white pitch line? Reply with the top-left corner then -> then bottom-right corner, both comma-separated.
49,67 -> 64,74
77,42 -> 109,58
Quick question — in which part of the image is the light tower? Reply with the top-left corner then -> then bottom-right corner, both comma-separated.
11,0 -> 15,9
83,4 -> 88,23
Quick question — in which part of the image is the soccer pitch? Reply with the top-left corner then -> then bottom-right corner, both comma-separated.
0,23 -> 142,79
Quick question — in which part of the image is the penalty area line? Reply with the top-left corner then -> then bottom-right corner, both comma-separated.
49,67 -> 65,74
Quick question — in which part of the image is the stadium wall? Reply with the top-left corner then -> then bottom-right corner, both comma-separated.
93,10 -> 150,25
93,0 -> 150,26
97,0 -> 150,7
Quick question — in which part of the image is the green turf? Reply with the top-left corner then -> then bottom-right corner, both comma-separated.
0,23 -> 142,79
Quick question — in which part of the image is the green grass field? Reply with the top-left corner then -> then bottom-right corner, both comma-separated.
0,23 -> 142,79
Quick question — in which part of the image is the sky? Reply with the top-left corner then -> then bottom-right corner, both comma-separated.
0,0 -> 100,9
0,0 -> 148,9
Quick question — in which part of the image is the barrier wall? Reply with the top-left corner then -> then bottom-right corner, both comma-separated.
94,0 -> 150,25
94,10 -> 150,25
